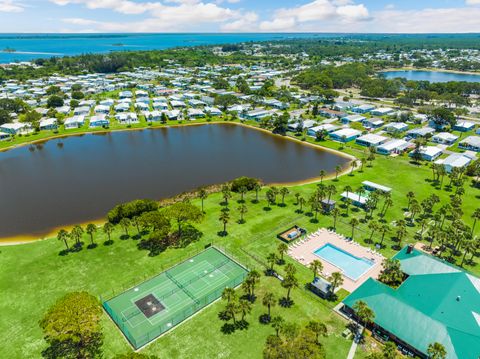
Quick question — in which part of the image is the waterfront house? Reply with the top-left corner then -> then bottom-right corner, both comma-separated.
459,136 -> 480,152
204,106 -> 222,116
64,115 -> 85,129
432,132 -> 459,145
355,134 -> 388,147
143,110 -> 162,122
115,112 -> 138,124
39,118 -> 57,131
340,191 -> 367,207
352,104 -> 375,114
241,109 -> 273,121
0,132 -> 10,140
454,121 -> 475,132
384,122 -> 409,134
435,153 -> 472,173
0,122 -> 31,135
377,139 -> 410,155
307,124 -> 339,137
89,115 -> 110,128
341,114 -> 366,125
362,181 -> 392,193
187,108 -> 205,119
329,128 -> 362,143
409,146 -> 443,161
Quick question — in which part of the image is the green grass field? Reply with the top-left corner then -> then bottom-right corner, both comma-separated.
0,123 -> 478,358
104,247 -> 248,349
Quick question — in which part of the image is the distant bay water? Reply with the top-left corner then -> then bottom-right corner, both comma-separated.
0,33 -> 326,63
381,70 -> 480,83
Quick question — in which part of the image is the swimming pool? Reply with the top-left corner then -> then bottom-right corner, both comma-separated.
313,243 -> 374,281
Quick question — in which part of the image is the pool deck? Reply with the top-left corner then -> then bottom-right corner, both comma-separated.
288,228 -> 384,292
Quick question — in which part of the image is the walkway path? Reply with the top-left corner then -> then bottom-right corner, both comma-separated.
346,326 -> 364,359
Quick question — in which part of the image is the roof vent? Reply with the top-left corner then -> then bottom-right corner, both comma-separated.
456,296 -> 461,302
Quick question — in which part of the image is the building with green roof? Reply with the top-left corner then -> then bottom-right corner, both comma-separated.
342,246 -> 480,359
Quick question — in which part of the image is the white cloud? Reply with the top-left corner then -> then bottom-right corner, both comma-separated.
465,0 -> 480,5
0,0 -> 24,12
221,11 -> 258,31
259,0 -> 370,32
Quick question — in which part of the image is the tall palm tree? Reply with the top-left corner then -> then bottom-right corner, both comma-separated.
277,243 -> 288,263
86,223 -> 97,246
103,222 -> 114,243
57,229 -> 69,250
471,208 -> 480,235
345,198 -> 352,216
329,272 -> 344,297
222,287 -> 236,303
379,224 -> 390,247
327,184 -> 337,203
406,191 -> 415,210
427,342 -> 447,359
350,218 -> 360,239
319,169 -> 326,183
281,273 -> 298,304
237,204 -> 248,223
271,316 -> 285,337
119,218 -> 131,237
70,225 -> 84,246
267,252 -> 278,273
298,196 -> 306,212
253,183 -> 261,203
344,185 -> 353,198
335,165 -> 342,180
331,208 -> 340,229
309,259 -> 323,281
350,160 -> 358,175
262,292 -> 276,318
219,210 -> 230,235
368,221 -> 378,242
279,187 -> 289,205
198,188 -> 208,213
238,186 -> 248,203
238,299 -> 252,321
353,300 -> 375,330
221,184 -> 232,205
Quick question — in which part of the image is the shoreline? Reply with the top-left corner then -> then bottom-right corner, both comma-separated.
379,66 -> 480,76
0,121 -> 355,246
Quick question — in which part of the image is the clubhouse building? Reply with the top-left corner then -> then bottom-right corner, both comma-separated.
341,246 -> 480,359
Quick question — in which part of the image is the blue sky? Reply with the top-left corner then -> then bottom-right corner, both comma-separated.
0,0 -> 479,33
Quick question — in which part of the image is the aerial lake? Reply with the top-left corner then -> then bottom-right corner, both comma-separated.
0,124 -> 350,239
381,70 -> 480,83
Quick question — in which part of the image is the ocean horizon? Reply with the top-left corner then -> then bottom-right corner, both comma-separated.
0,33 -> 329,64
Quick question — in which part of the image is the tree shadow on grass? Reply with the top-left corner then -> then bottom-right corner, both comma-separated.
58,249 -> 70,256
259,314 -> 271,324
87,243 -> 98,250
104,240 -> 114,246
263,207 -> 272,212
217,231 -> 228,237
221,323 -> 236,334
120,234 -> 130,240
279,297 -> 294,308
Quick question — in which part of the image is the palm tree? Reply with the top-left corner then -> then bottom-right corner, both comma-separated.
245,270 -> 261,300
350,218 -> 359,239
472,208 -> 480,235
345,198 -> 352,216
225,301 -> 238,325
281,270 -> 298,304
379,224 -> 390,247
237,204 -> 248,223
57,229 -> 69,250
309,259 -> 323,281
427,342 -> 447,359
253,183 -> 261,202
86,223 -> 97,246
262,292 -> 276,318
335,165 -> 342,180
277,242 -> 288,263
298,196 -> 306,212
319,169 -> 326,183
103,222 -> 114,243
279,187 -> 289,206
368,221 -> 378,242
326,184 -> 336,203
221,185 -> 232,205
219,210 -> 230,235
344,185 -> 353,198
70,225 -> 84,246
267,252 -> 278,273
382,198 -> 394,217
198,188 -> 208,212
410,201 -> 422,223
271,316 -> 285,337
235,186 -> 246,202
350,159 -> 358,175
265,189 -> 275,209
294,192 -> 300,205
222,287 -> 237,303
329,272 -> 344,297
353,300 -> 375,331
406,191 -> 415,210
238,299 -> 252,321
360,157 -> 366,172
306,321 -> 327,344
331,208 -> 340,229
119,218 -> 131,237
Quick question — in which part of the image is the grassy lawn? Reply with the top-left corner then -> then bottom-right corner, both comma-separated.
0,121 -> 478,358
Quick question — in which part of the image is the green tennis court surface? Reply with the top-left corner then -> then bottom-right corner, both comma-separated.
103,247 -> 248,349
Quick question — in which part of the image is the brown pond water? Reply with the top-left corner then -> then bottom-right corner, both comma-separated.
0,123 -> 351,239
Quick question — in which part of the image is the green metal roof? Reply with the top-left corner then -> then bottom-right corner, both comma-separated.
343,247 -> 480,359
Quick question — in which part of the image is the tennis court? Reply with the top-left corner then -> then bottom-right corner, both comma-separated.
103,247 -> 248,349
